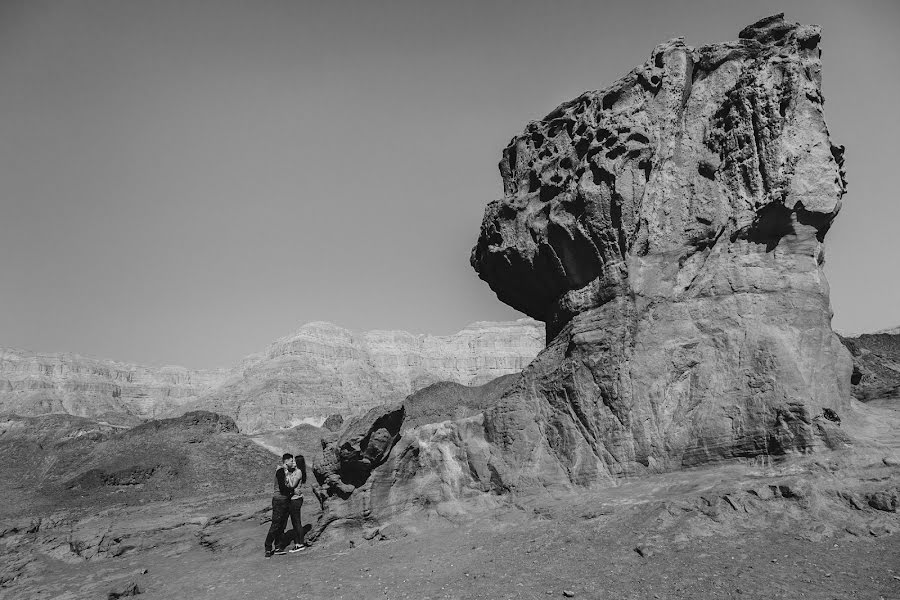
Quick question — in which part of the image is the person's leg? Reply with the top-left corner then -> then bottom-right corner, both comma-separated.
288,496 -> 304,549
264,497 -> 290,554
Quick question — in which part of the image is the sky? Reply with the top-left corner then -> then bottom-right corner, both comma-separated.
1,0 -> 898,369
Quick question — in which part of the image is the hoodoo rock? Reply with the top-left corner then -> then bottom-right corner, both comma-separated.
467,14 -> 852,487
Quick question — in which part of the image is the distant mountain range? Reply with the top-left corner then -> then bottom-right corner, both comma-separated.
0,319 -> 544,433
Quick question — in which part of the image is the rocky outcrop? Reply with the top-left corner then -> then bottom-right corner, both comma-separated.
307,376 -> 519,540
840,331 -> 900,401
0,319 -> 544,433
467,14 -> 852,487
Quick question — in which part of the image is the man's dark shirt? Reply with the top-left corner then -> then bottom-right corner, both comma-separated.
272,459 -> 307,499
273,467 -> 294,499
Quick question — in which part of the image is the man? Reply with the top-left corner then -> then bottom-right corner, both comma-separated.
285,452 -> 307,552
263,453 -> 303,558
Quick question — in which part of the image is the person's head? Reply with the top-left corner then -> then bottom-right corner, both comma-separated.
281,453 -> 294,469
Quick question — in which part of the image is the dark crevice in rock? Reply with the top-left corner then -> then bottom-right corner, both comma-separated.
602,90 -> 621,111
507,144 -> 517,172
639,159 -> 652,181
574,137 -> 591,159
606,145 -> 627,160
590,163 -> 615,187
733,203 -> 794,251
627,132 -> 650,144
698,160 -> 717,180
540,184 -> 564,203
609,193 -> 628,260
779,97 -> 790,117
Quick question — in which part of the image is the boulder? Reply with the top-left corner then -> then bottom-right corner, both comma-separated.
306,376 -> 521,539
308,404 -> 406,541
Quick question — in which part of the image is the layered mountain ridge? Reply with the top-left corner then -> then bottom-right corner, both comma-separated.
0,319 -> 544,433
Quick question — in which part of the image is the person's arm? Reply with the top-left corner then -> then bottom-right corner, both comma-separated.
275,467 -> 293,497
298,455 -> 307,485
285,468 -> 302,491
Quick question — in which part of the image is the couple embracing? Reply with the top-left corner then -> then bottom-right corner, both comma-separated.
264,452 -> 307,557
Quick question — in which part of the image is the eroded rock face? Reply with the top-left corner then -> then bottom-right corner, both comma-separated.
305,375 -> 523,539
308,404 -> 406,541
468,14 -> 852,487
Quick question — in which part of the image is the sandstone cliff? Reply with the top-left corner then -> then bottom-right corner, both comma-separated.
0,320 -> 544,433
0,348 -> 224,422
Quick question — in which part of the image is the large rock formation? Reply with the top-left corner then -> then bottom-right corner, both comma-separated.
467,13 -> 852,487
306,16 -> 859,539
0,320 -> 544,433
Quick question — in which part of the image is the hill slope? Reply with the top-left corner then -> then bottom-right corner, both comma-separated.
841,331 -> 900,401
0,411 -> 277,518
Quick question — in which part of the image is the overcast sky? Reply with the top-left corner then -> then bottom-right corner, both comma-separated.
1,0 -> 897,369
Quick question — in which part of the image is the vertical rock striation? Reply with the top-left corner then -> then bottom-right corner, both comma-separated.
469,14 -> 852,488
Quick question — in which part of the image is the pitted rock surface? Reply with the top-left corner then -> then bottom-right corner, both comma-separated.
467,14 -> 852,488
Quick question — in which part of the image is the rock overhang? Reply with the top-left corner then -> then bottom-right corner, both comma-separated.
471,13 -> 846,341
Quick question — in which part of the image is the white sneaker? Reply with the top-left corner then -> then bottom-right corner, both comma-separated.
288,544 -> 306,553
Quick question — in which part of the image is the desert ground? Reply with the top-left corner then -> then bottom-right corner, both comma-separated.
3,397 -> 898,600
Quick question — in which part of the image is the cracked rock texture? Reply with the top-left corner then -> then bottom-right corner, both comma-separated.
0,320 -> 543,434
466,14 -> 852,488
